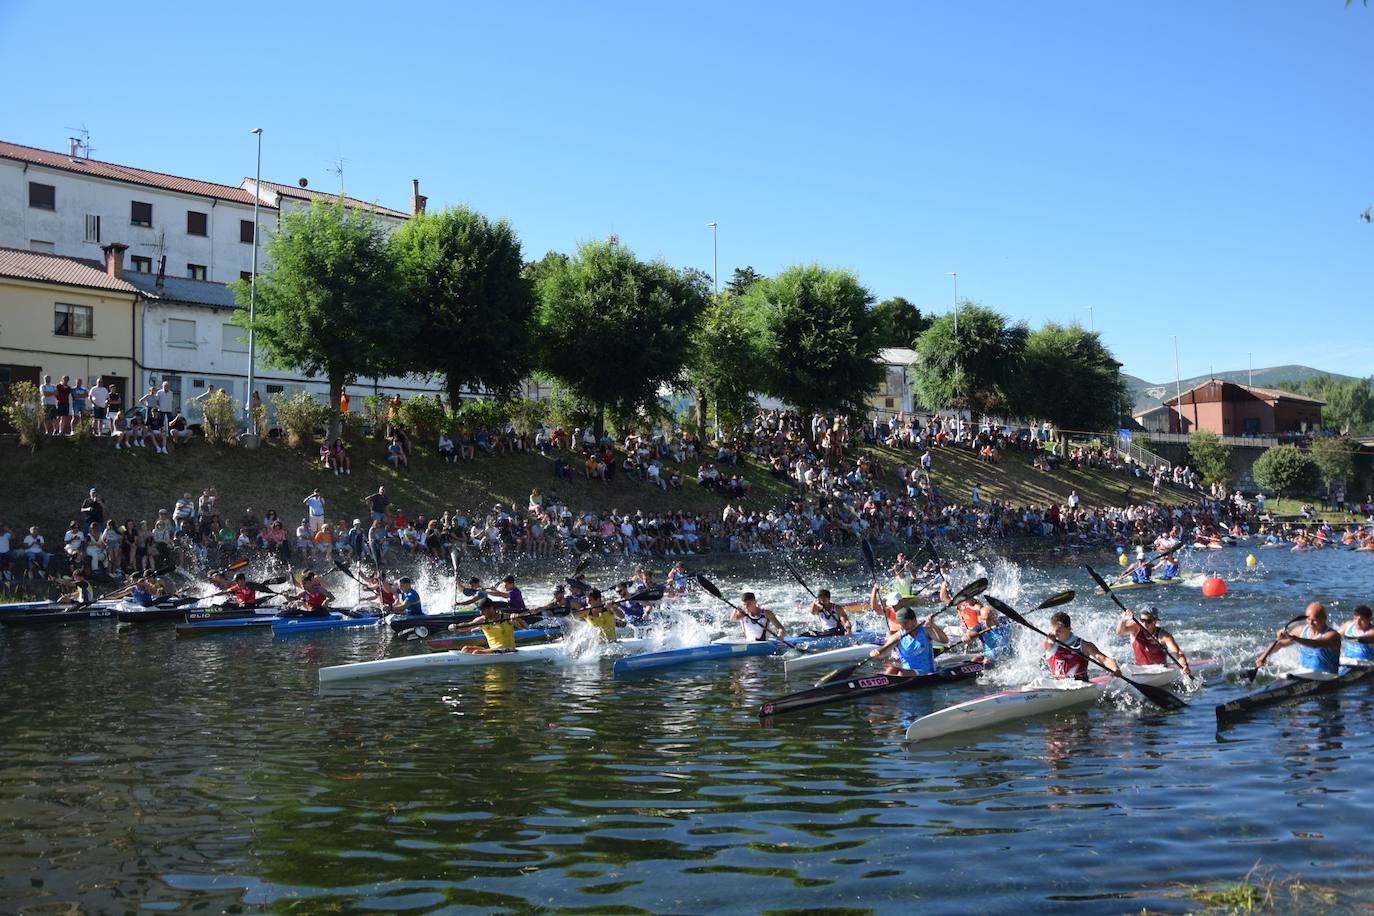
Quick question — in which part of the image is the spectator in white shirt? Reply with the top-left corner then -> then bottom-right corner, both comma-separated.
302,489 -> 326,534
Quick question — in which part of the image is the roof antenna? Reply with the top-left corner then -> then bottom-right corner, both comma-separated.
330,158 -> 346,194
64,125 -> 93,159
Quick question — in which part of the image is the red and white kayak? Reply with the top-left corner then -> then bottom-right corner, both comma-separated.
904,659 -> 1217,743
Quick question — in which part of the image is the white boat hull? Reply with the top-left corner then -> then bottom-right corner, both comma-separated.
319,636 -> 651,683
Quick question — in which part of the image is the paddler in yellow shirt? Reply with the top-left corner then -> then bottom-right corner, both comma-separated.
452,598 -> 518,654
576,588 -> 625,640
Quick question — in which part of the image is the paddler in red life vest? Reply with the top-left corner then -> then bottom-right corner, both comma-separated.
733,592 -> 786,642
1114,604 -> 1191,676
1043,611 -> 1120,681
209,571 -> 258,607
362,570 -> 398,613
293,570 -> 334,616
869,606 -> 948,676
802,589 -> 852,638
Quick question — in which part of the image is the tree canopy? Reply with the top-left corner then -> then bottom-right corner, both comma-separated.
532,239 -> 707,435
1187,430 -> 1232,486
726,266 -> 765,297
870,296 -> 931,347
911,302 -> 1028,422
1018,322 -> 1127,430
1252,444 -> 1319,498
1309,436 -> 1356,488
739,265 -> 883,420
687,292 -> 767,436
1274,374 -> 1374,434
390,206 -> 534,404
232,198 -> 408,433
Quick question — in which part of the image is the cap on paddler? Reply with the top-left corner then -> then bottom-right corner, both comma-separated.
1139,604 -> 1160,621
900,608 -> 917,622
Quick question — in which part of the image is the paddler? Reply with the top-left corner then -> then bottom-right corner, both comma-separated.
56,568 -> 94,605
1117,546 -> 1154,584
960,601 -> 1014,661
454,597 -> 518,654
733,591 -> 786,642
613,581 -> 650,626
576,588 -> 625,640
1043,611 -> 1120,680
869,606 -> 947,676
802,588 -> 852,638
363,570 -> 399,612
291,570 -> 334,616
1114,604 -> 1191,676
453,575 -> 489,607
1272,602 -> 1341,674
1156,552 -> 1182,581
487,575 -> 526,617
394,576 -> 422,615
667,562 -> 690,594
1339,605 -> 1374,666
209,571 -> 259,608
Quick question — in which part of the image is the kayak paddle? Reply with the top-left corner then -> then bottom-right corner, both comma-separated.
815,577 -> 988,685
1239,614 -> 1308,683
783,556 -> 817,599
1084,564 -> 1194,684
986,595 -> 1187,712
695,574 -> 803,652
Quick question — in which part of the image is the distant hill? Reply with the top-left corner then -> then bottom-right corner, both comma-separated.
1127,365 -> 1364,412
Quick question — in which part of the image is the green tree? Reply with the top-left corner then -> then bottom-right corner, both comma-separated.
1272,373 -> 1374,434
1252,444 -> 1320,499
741,264 -> 883,427
911,302 -> 1028,425
1187,430 -> 1233,485
1019,322 -> 1128,430
533,239 -> 707,437
687,291 -> 767,438
870,296 -> 931,347
232,199 -> 408,438
390,206 -> 535,404
726,266 -> 765,297
1309,436 -> 1356,490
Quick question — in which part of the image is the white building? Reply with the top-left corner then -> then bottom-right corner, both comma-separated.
869,347 -> 917,419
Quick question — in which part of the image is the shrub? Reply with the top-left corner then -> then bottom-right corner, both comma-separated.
338,410 -> 367,443
456,399 -> 510,433
270,390 -> 329,448
202,388 -> 239,445
361,395 -> 389,440
507,397 -> 549,438
397,395 -> 451,447
1252,444 -> 1320,499
4,381 -> 43,448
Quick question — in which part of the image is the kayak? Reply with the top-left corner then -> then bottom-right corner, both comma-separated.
114,599 -> 223,623
318,636 -> 652,684
0,606 -> 117,627
0,599 -> 119,614
386,608 -> 491,636
272,610 -> 386,635
425,627 -> 561,650
1214,662 -> 1374,724
1109,574 -> 1203,592
174,612 -> 281,637
612,632 -> 873,677
760,658 -> 987,720
904,661 -> 1214,743
782,638 -> 952,678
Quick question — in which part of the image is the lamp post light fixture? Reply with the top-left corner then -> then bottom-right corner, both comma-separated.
706,222 -> 718,297
246,127 -> 262,436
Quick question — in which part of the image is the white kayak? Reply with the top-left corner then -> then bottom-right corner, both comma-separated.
783,638 -> 955,678
319,636 -> 651,684
904,659 -> 1217,743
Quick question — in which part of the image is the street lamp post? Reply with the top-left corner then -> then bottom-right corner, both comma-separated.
246,127 -> 263,436
706,222 -> 718,296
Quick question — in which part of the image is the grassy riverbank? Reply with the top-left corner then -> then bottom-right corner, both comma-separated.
2,434 -> 1194,537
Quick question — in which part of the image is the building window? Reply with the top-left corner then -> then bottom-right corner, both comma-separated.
131,256 -> 153,273
167,318 -> 197,348
29,240 -> 55,254
885,397 -> 895,409
240,271 -> 253,283
187,264 -> 207,281
190,378 -> 207,390
84,214 -> 101,243
240,220 -> 255,244
131,201 -> 153,227
222,323 -> 248,353
29,182 -> 56,210
54,303 -> 94,338
187,210 -> 208,236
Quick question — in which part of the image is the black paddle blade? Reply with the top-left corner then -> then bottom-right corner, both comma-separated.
574,558 -> 591,577
922,537 -> 942,565
947,577 -> 989,607
630,585 -> 665,603
1083,564 -> 1114,594
860,540 -> 878,576
695,575 -> 724,601
986,595 -> 1042,637
783,558 -> 816,597
816,660 -> 866,685
1127,678 -> 1188,712
148,564 -> 176,577
1035,590 -> 1077,611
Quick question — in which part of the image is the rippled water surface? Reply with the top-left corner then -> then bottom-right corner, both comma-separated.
3,547 -> 1374,913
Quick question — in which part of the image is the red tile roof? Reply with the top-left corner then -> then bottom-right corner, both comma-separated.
246,178 -> 411,220
0,140 -> 273,208
0,247 -> 141,294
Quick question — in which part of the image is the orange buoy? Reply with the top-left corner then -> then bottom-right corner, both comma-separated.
1201,577 -> 1228,598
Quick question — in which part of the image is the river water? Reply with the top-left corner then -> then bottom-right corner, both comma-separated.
3,546 -> 1373,913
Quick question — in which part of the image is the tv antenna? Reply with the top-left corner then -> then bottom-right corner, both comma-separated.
329,158 -> 346,194
63,125 -> 94,159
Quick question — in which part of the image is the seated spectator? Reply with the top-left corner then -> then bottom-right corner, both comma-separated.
551,426 -> 568,450
168,413 -> 192,449
535,426 -> 552,453
319,441 -> 334,471
647,461 -> 667,490
475,428 -> 492,455
329,438 -> 352,475
553,457 -> 572,481
111,411 -> 133,449
457,428 -> 476,461
387,437 -> 408,472
128,413 -> 147,447
623,453 -> 640,480
146,419 -> 169,454
438,432 -> 456,463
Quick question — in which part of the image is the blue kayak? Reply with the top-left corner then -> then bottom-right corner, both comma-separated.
175,614 -> 278,637
272,611 -> 385,635
613,632 -> 878,677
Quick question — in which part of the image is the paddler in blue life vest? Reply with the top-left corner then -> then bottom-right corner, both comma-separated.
869,606 -> 948,676
613,580 -> 650,626
1117,546 -> 1154,585
576,588 -> 625,640
394,576 -> 423,616
1273,602 -> 1341,674
1043,611 -> 1120,681
960,600 -> 1014,661
1339,604 -> 1374,666
454,597 -> 518,654
1114,604 -> 1191,675
733,592 -> 786,642
1156,552 -> 1182,581
802,589 -> 852,638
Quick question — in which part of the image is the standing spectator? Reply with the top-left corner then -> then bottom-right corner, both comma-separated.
363,486 -> 389,524
40,375 -> 57,435
303,489 -> 326,535
137,385 -> 159,425
55,375 -> 72,435
80,488 -> 106,535
88,377 -> 110,435
107,384 -> 123,420
69,378 -> 88,435
156,381 -> 176,430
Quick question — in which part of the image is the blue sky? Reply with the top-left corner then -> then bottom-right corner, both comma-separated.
2,1 -> 1369,383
